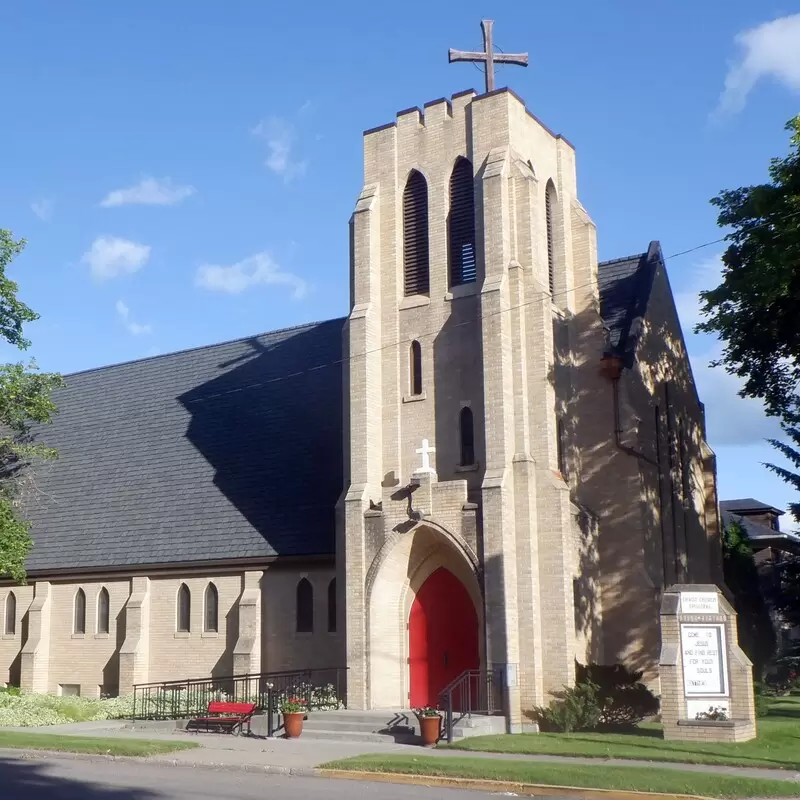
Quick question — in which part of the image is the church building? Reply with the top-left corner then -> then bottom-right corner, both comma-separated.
0,30 -> 723,732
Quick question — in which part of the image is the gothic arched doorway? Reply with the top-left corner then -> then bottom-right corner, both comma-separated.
409,566 -> 479,707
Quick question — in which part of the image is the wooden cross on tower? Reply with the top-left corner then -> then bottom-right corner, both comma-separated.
449,19 -> 528,94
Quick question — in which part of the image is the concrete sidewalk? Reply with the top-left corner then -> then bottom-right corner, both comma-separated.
5,720 -> 800,784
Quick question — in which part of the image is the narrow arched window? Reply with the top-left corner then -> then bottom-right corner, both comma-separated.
410,340 -> 422,396
204,583 -> 219,633
296,578 -> 313,633
448,157 -> 476,286
97,587 -> 110,635
403,170 -> 430,296
4,592 -> 16,636
327,578 -> 337,633
545,180 -> 557,298
74,588 -> 86,635
460,407 -> 475,466
177,583 -> 191,633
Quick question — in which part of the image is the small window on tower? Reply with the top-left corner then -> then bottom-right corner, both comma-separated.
296,578 -> 314,633
460,407 -> 475,467
4,592 -> 16,636
74,588 -> 86,635
410,340 -> 422,396
177,584 -> 191,633
545,180 -> 557,299
97,587 -> 110,635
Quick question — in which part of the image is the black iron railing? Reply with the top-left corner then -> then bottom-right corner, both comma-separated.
132,667 -> 347,736
439,666 -> 504,743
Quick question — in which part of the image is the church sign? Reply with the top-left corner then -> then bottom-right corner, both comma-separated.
679,591 -> 719,615
680,623 -> 727,696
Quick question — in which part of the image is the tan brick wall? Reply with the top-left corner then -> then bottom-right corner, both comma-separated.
0,585 -> 33,686
262,565 -> 342,673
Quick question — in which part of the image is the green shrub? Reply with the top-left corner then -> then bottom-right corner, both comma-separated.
755,694 -> 771,717
576,663 -> 659,730
530,681 -> 603,732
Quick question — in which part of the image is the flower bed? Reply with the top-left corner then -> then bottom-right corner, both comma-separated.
0,688 -> 134,727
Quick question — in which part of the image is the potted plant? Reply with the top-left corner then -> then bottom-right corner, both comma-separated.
414,705 -> 442,747
281,697 -> 307,738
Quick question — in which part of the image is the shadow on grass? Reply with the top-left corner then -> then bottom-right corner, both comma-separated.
0,754 -> 160,799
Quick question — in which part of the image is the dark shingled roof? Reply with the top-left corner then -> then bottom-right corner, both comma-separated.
19,318 -> 345,574
720,498 -> 785,516
597,241 -> 662,366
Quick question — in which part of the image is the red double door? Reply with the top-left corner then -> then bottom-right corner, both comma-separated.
408,567 -> 479,708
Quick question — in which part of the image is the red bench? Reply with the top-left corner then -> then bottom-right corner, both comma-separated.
188,701 -> 257,736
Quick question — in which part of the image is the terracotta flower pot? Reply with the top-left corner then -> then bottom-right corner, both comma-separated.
418,714 -> 441,747
283,711 -> 305,738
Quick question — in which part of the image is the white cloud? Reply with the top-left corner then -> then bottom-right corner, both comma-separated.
195,251 -> 309,298
674,253 -> 724,332
100,177 -> 196,207
82,236 -> 150,280
252,117 -> 308,182
716,14 -> 800,115
30,197 -> 54,221
115,300 -> 153,336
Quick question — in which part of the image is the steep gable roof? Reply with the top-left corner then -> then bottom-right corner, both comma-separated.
598,241 -> 661,367
18,318 -> 346,575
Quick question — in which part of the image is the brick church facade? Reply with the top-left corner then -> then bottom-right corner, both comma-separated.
0,85 -> 723,730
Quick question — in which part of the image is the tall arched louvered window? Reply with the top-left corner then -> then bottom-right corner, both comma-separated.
97,587 -> 110,635
204,583 -> 219,633
177,583 -> 191,632
4,592 -> 16,636
403,170 -> 430,296
74,588 -> 86,634
545,180 -> 557,298
327,578 -> 337,633
448,157 -> 476,286
296,578 -> 314,633
460,407 -> 475,467
410,340 -> 422,396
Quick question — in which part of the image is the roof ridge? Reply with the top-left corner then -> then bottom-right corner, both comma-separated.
61,316 -> 346,379
598,252 -> 647,267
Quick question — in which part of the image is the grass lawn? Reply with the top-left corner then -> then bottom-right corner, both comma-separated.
445,695 -> 800,770
321,754 -> 800,798
0,731 -> 199,757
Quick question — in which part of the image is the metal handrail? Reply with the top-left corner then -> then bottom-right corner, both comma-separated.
438,667 -> 502,743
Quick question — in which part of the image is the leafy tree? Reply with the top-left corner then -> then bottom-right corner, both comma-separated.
722,519 -> 776,677
765,423 -> 800,523
0,229 -> 63,582
697,115 -> 800,423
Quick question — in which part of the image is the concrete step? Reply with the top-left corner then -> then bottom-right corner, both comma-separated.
301,718 -> 415,734
296,727 -> 421,744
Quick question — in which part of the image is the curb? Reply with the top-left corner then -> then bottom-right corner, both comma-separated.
317,769 -> 711,800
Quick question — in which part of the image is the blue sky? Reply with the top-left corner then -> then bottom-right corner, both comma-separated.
1,2 -> 799,527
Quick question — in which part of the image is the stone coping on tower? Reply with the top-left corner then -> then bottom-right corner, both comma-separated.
362,87 -> 574,150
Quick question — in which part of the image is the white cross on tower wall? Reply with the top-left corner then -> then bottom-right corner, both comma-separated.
414,438 -> 436,474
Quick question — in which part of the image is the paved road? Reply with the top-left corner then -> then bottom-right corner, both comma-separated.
0,753 -> 510,799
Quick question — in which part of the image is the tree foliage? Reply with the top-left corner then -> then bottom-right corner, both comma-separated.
697,115 -> 800,422
765,423 -> 800,523
0,229 -> 63,582
722,519 -> 776,677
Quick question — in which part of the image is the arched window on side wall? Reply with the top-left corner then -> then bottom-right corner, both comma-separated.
97,587 -> 110,635
545,180 -> 557,298
410,340 -> 422,396
448,157 -> 476,286
177,583 -> 191,633
460,407 -> 475,467
4,592 -> 16,636
296,578 -> 314,633
74,588 -> 86,635
327,578 -> 337,633
403,170 -> 430,296
204,583 -> 219,633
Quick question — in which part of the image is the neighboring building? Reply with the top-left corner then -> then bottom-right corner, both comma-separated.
0,82 -> 722,730
721,498 -> 800,650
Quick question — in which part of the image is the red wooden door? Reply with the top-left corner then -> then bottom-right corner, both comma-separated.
409,567 -> 479,708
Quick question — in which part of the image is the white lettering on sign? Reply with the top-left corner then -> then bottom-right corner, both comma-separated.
680,623 -> 727,696
680,592 -> 719,615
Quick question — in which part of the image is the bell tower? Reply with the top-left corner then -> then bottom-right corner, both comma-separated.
338,22 -> 600,729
